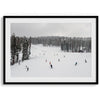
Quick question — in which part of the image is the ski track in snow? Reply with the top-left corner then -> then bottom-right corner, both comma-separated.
11,44 -> 91,77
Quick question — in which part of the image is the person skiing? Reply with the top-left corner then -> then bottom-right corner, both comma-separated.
85,59 -> 87,63
26,65 -> 29,72
45,59 -> 47,62
75,62 -> 77,66
50,64 -> 53,69
58,59 -> 60,62
49,62 -> 53,69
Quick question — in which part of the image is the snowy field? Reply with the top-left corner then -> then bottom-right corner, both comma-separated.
11,44 -> 91,77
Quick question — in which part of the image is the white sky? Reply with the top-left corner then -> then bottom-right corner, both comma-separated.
11,23 -> 91,37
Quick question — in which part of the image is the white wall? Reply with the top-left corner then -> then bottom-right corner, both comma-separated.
0,0 -> 99,100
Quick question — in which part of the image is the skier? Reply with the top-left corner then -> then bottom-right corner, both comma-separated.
26,65 -> 29,72
50,64 -> 53,69
75,62 -> 77,66
58,59 -> 60,62
45,59 -> 47,62
85,59 -> 87,63
49,62 -> 53,69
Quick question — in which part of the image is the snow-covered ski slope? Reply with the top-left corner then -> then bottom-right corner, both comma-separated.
11,44 -> 91,77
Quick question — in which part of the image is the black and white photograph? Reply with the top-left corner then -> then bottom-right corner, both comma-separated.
3,16 -> 98,84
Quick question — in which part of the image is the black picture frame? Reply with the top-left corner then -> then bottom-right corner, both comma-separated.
3,16 -> 98,85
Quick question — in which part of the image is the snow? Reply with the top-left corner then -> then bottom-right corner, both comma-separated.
11,44 -> 91,77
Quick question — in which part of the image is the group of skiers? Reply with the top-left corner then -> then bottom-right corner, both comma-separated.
45,53 -> 87,69
10,33 -> 31,65
75,59 -> 87,66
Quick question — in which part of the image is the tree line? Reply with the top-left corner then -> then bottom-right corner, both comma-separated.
31,36 -> 91,52
10,34 -> 31,65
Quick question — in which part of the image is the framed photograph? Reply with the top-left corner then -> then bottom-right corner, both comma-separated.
3,16 -> 98,84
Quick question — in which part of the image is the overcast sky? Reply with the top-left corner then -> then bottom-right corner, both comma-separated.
11,23 -> 91,37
